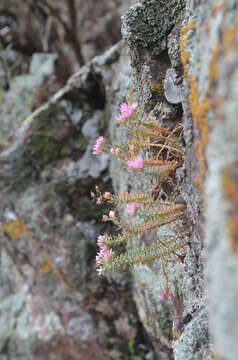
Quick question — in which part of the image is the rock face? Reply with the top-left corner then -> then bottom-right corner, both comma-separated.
121,1 -> 238,359
0,45 -> 152,359
1,0 -> 238,359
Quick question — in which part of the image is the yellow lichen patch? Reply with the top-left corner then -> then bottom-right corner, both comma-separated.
227,216 -> 238,253
180,22 -> 196,76
209,44 -> 220,85
188,77 -> 199,128
198,96 -> 211,148
193,172 -> 205,193
194,140 -> 207,176
40,260 -> 53,273
222,170 -> 238,207
1,220 -> 26,239
151,83 -> 164,94
223,25 -> 238,54
188,77 -> 211,148
210,1 -> 225,16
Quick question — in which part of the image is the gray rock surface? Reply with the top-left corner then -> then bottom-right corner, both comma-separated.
1,0 -> 238,359
0,44 -> 151,359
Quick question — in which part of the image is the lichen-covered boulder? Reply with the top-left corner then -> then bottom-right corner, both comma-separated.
1,0 -> 238,359
0,44 -> 152,360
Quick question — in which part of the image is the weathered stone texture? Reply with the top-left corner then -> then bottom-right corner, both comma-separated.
0,44 -> 152,359
1,0 -> 238,359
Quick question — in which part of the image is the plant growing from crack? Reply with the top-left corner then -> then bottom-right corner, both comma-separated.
92,100 -> 188,276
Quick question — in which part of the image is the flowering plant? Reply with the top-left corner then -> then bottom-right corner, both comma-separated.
91,99 -> 188,276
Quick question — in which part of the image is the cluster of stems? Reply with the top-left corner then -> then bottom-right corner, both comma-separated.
92,100 -> 188,275
93,102 -> 183,170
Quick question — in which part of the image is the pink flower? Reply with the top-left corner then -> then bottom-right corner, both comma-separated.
96,248 -> 113,263
102,248 -> 113,262
167,293 -> 172,302
149,183 -> 158,195
159,291 -> 166,301
127,155 -> 143,170
96,234 -> 113,266
159,290 -> 172,302
120,102 -> 138,117
93,136 -> 104,155
97,234 -> 105,249
125,202 -> 139,216
110,147 -> 115,154
109,211 -> 115,218
116,102 -> 138,124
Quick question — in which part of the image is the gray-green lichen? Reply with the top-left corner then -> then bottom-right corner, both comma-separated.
1,0 -> 238,358
122,0 -> 186,55
0,42 -> 141,359
173,307 -> 212,360
0,53 -> 57,151
205,15 -> 238,359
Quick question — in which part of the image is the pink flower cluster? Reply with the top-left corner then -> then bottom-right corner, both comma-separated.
159,290 -> 172,302
116,102 -> 138,124
93,136 -> 104,155
125,202 -> 139,216
96,235 -> 113,275
149,183 -> 157,195
127,155 -> 144,170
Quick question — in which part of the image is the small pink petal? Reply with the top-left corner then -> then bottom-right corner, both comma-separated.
93,136 -> 104,155
159,291 -> 166,301
125,202 -> 139,216
102,248 -> 113,263
116,102 -> 138,123
97,235 -> 105,249
127,155 -> 143,170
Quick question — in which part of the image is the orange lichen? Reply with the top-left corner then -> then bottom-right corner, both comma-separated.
198,96 -> 211,148
188,77 -> 211,148
187,75 -> 210,191
194,139 -> 207,177
222,171 -> 238,207
180,21 -> 215,196
223,25 -> 238,54
210,1 -> 225,16
180,22 -> 196,76
1,220 -> 26,239
40,260 -> 53,273
209,44 -> 220,85
1,218 -> 70,288
227,216 -> 238,253
193,172 -> 205,193
188,77 -> 199,128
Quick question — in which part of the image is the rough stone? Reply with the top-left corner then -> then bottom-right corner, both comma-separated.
1,1 -> 238,359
